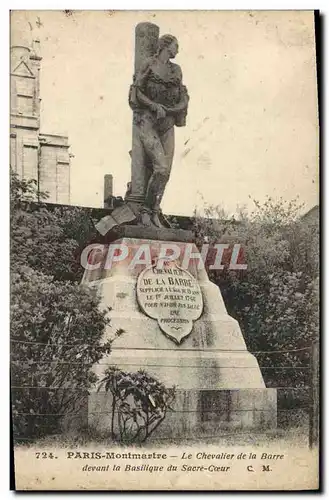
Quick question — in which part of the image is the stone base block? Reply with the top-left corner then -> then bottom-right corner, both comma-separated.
92,346 -> 265,390
88,388 -> 277,439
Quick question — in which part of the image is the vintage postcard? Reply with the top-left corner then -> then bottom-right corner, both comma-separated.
10,10 -> 320,491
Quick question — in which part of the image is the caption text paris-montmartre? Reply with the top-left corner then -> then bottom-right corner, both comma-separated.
66,451 -> 240,460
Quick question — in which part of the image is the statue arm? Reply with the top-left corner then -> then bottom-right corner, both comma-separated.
129,59 -> 152,111
134,58 -> 152,87
136,88 -> 167,120
135,88 -> 158,112
129,58 -> 164,115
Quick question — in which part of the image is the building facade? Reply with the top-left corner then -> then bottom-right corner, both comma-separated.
10,39 -> 71,204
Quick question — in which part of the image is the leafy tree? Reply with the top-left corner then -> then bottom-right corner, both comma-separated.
98,367 -> 176,444
11,265 -> 112,440
10,169 -> 96,282
10,171 -> 110,440
193,197 -> 319,425
194,196 -> 319,351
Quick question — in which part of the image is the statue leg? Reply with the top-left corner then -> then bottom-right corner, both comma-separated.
139,124 -> 171,226
148,126 -> 175,227
153,127 -> 175,210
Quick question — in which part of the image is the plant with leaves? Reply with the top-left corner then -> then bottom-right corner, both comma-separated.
98,367 -> 175,444
193,196 -> 319,350
10,171 -> 113,440
11,265 -> 114,440
10,169 -> 96,282
193,196 -> 319,425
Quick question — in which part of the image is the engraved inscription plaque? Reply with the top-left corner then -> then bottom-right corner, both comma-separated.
136,262 -> 203,344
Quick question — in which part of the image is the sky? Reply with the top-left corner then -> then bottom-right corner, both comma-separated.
11,10 -> 319,216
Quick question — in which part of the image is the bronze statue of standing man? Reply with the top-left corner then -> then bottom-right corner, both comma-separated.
128,33 -> 189,227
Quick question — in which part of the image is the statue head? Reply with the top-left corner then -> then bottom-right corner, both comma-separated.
157,34 -> 179,59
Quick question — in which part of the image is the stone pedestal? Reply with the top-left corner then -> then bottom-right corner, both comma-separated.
83,232 -> 277,438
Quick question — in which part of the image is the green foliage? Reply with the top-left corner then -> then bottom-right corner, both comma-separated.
11,265 -> 112,440
10,168 -> 47,207
98,367 -> 176,444
194,196 -> 319,411
10,170 -> 96,283
10,171 -> 110,440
